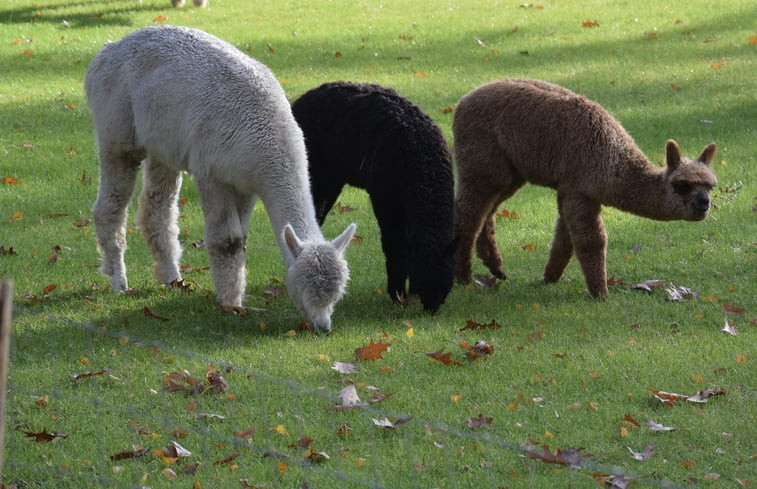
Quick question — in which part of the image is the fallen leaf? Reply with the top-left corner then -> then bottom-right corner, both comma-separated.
664,283 -> 695,301
332,361 -> 359,374
686,387 -> 726,403
197,413 -> 226,420
460,319 -> 501,331
459,340 -> 494,360
336,384 -> 364,409
581,20 -> 600,28
155,441 -> 192,459
305,449 -> 330,464
110,447 -> 151,461
3,176 -> 19,184
371,416 -> 411,429
630,279 -> 664,292
354,339 -> 391,361
72,367 -> 112,381
623,413 -> 640,427
592,473 -> 634,488
722,303 -> 745,314
722,315 -> 738,336
213,452 -> 239,465
144,306 -> 170,321
646,387 -> 689,405
472,274 -> 500,290
367,392 -> 392,404
22,428 -> 68,443
628,442 -> 657,461
425,349 -> 461,366
710,59 -> 726,69
647,420 -> 675,432
233,427 -> 257,438
523,443 -> 591,469
467,414 -> 493,428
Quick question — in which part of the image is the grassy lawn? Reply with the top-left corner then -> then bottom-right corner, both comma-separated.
1,0 -> 755,487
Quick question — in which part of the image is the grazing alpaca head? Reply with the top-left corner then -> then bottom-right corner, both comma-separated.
662,140 -> 718,221
283,223 -> 356,333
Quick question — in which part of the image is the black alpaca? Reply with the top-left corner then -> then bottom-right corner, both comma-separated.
292,81 -> 455,313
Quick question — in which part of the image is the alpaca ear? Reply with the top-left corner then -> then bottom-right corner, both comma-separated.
697,143 -> 717,167
665,139 -> 681,170
331,223 -> 357,254
283,224 -> 303,259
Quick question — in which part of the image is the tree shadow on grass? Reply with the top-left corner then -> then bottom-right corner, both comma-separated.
0,0 -> 166,27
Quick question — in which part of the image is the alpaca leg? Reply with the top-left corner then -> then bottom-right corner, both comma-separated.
92,149 -> 141,293
370,194 -> 408,303
475,212 -> 506,279
543,212 -> 574,283
196,179 -> 248,309
137,157 -> 183,285
454,186 -> 496,284
560,195 -> 608,298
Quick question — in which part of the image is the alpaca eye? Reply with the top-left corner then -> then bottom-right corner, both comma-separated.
673,182 -> 692,194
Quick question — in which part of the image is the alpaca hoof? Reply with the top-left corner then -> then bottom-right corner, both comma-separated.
544,275 -> 560,284
222,304 -> 248,315
492,269 -> 506,280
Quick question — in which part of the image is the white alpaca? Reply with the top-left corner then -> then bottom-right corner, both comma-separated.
85,26 -> 356,333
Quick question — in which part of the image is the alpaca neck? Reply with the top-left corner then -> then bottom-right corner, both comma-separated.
262,181 -> 324,267
602,149 -> 675,221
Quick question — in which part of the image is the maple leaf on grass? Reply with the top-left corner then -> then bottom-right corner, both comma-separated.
354,338 -> 391,361
628,442 -> 657,461
22,428 -> 68,443
522,443 -> 591,469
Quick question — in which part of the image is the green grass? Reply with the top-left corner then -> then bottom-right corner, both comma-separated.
1,0 -> 755,487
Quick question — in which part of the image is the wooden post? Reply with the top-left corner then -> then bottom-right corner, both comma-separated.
0,280 -> 13,481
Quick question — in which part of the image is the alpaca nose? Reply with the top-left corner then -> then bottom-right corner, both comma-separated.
695,194 -> 710,212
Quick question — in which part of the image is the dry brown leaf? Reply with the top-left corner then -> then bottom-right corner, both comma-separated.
354,339 -> 391,361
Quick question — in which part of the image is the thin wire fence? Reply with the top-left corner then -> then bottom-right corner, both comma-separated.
3,314 -> 686,489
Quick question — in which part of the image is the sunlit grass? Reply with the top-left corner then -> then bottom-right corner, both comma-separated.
1,0 -> 755,487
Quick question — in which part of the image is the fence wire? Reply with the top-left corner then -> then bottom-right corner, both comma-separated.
2,314 -> 688,489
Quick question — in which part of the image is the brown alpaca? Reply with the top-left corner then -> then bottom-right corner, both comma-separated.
453,78 -> 717,298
